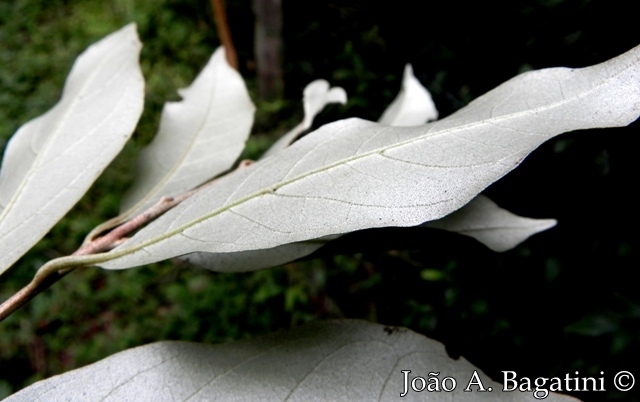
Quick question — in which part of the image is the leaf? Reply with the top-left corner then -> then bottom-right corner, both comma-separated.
175,65 -> 554,271
0,24 -> 144,274
120,46 -> 255,219
423,195 -> 557,252
98,45 -> 640,271
261,79 -> 347,159
378,64 -> 438,126
5,320 -> 577,401
182,65 -> 556,272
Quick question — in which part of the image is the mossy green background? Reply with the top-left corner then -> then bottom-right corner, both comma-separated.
1,1 -> 639,401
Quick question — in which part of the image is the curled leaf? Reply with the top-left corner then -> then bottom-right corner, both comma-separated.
262,79 -> 347,158
379,64 -> 438,126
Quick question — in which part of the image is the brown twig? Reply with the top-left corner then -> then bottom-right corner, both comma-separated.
211,0 -> 238,69
0,160 -> 256,322
0,196 -> 182,322
0,270 -> 71,322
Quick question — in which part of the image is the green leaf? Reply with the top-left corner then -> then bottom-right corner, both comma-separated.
97,45 -> 640,271
0,24 -> 144,274
3,320 -> 576,401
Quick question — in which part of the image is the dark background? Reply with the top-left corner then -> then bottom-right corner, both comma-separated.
0,0 -> 638,400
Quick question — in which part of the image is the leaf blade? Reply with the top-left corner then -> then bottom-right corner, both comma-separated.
5,320 -> 577,401
100,45 -> 640,270
120,46 -> 255,218
0,24 -> 144,274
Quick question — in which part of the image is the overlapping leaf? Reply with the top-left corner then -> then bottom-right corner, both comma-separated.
4,320 -> 577,401
0,24 -> 144,274
97,44 -> 640,270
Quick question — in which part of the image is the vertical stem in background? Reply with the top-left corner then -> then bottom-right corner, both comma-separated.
211,0 -> 238,69
253,0 -> 283,101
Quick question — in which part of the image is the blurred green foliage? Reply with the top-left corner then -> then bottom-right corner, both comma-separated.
1,1 -> 639,401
